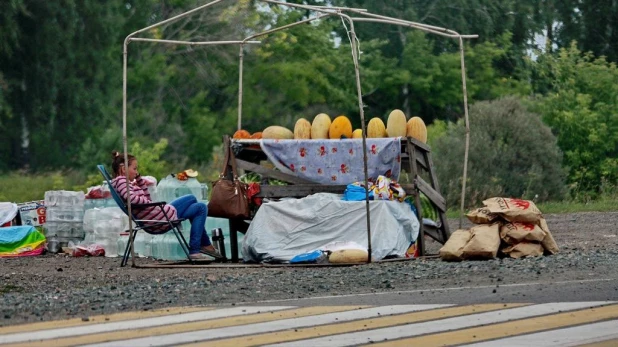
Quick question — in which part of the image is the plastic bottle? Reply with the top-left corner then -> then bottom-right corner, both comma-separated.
143,234 -> 152,258
117,232 -> 129,257
150,234 -> 165,259
134,232 -> 145,257
134,232 -> 153,258
104,236 -> 118,257
46,236 -> 60,253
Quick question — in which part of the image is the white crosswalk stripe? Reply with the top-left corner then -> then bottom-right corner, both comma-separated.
265,302 -> 609,347
86,304 -> 449,347
1,302 -> 617,347
464,320 -> 618,347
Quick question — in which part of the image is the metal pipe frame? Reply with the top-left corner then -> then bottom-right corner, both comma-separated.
130,38 -> 261,45
122,0 -> 478,264
237,12 -> 334,131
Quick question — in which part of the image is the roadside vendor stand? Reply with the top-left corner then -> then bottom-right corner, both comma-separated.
223,134 -> 450,262
120,0 -> 478,266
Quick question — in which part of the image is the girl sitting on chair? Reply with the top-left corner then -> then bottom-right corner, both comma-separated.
110,151 -> 221,260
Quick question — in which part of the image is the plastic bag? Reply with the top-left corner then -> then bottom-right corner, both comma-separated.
0,202 -> 18,225
67,241 -> 105,257
289,250 -> 328,264
85,184 -> 111,199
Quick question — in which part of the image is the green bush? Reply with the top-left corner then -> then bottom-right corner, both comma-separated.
530,43 -> 618,198
432,97 -> 567,208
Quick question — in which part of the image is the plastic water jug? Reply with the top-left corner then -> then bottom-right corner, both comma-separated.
117,232 -> 129,257
157,175 -> 203,203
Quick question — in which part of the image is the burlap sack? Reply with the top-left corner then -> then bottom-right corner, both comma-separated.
502,242 -> 544,259
538,217 -> 559,255
439,229 -> 472,261
483,197 -> 542,223
466,207 -> 500,224
462,223 -> 501,259
500,222 -> 547,245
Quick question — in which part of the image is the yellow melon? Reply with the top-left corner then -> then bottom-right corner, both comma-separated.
311,113 -> 331,139
406,117 -> 427,143
329,115 -> 353,139
329,249 -> 369,263
386,109 -> 408,137
294,118 -> 312,140
367,117 -> 386,138
262,125 -> 294,140
352,129 -> 363,138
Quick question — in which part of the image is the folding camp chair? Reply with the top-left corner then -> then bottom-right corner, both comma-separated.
97,165 -> 193,267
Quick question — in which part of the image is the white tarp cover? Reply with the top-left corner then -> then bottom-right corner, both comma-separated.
242,193 -> 419,263
0,202 -> 19,225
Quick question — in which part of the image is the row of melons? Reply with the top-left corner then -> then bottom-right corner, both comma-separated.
257,110 -> 428,143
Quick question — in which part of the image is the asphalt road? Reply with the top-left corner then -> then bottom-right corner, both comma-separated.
248,277 -> 618,307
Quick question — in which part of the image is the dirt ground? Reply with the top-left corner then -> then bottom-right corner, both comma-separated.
1,211 -> 617,326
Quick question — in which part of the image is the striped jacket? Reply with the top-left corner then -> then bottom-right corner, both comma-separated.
111,175 -> 177,232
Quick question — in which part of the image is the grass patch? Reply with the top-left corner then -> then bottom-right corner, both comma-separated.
0,171 -> 82,203
537,199 -> 618,214
0,285 -> 23,294
444,195 -> 618,218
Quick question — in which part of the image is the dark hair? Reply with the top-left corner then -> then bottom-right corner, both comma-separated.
111,151 -> 136,177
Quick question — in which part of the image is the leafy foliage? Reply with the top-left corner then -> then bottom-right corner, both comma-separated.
432,97 -> 567,208
0,0 -> 616,202
530,43 -> 618,197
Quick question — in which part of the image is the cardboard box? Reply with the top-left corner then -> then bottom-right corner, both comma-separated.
17,201 -> 47,227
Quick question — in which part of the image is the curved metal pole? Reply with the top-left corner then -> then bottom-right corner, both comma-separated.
237,44 -> 244,131
122,38 -> 136,267
237,13 -> 333,130
130,38 -> 261,45
242,13 -> 332,43
348,8 -> 462,37
344,15 -> 373,263
306,5 -> 368,12
121,0 -> 225,266
125,0 -> 226,41
351,18 -> 478,39
459,37 -> 471,229
261,0 -> 374,261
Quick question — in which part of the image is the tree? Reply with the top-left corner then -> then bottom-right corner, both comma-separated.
0,0 -> 154,171
432,97 -> 566,208
530,43 -> 618,197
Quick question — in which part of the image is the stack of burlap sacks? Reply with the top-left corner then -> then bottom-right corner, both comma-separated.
440,197 -> 559,261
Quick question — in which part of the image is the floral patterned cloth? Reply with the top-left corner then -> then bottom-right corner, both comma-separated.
260,138 -> 402,185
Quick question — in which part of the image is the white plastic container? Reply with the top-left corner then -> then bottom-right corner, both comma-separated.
117,232 -> 130,257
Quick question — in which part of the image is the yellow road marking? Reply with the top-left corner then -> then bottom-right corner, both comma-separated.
578,338 -> 618,347
0,306 -> 210,335
367,303 -> 618,347
180,304 -> 525,347
3,306 -> 364,347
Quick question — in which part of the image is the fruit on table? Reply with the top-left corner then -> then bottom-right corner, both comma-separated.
352,129 -> 363,138
233,129 -> 251,139
184,169 -> 199,178
250,131 -> 262,139
311,113 -> 331,139
294,118 -> 312,139
407,116 -> 428,143
329,249 -> 369,263
176,171 -> 189,181
367,117 -> 387,138
329,115 -> 353,139
262,125 -> 294,139
386,109 -> 407,137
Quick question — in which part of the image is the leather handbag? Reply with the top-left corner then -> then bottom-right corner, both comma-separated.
207,142 -> 251,219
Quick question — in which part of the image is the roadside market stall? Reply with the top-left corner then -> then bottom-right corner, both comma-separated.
120,0 -> 478,265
